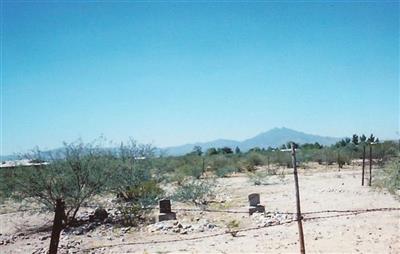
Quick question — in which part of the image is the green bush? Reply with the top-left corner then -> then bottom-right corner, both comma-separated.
208,155 -> 232,170
116,180 -> 164,226
374,158 -> 400,195
118,180 -> 164,206
215,166 -> 237,178
116,203 -> 145,226
173,179 -> 215,205
7,141 -> 115,225
239,152 -> 266,172
247,171 -> 270,185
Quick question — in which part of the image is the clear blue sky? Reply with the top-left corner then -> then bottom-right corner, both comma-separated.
2,1 -> 399,155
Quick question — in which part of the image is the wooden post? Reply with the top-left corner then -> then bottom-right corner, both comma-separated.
49,199 -> 65,254
202,157 -> 205,173
291,145 -> 306,254
361,145 -> 366,186
325,149 -> 328,169
369,145 -> 372,186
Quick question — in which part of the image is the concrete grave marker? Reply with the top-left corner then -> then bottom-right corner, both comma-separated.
159,199 -> 172,213
248,193 -> 265,215
248,193 -> 260,206
157,199 -> 176,222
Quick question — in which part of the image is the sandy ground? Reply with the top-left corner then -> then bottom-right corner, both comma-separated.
0,164 -> 399,253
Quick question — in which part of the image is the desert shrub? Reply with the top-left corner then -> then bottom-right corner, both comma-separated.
266,167 -> 278,175
215,166 -> 238,178
171,164 -> 203,185
8,140 -> 114,225
375,141 -> 399,163
374,158 -> 400,195
206,148 -> 218,155
208,155 -> 232,171
110,140 -> 164,225
116,203 -> 144,226
173,179 -> 215,205
247,152 -> 265,166
239,152 -> 265,172
118,180 -> 164,205
271,151 -> 292,168
109,139 -> 156,196
319,148 -> 336,165
247,171 -> 270,185
226,219 -> 240,237
116,180 -> 164,226
218,147 -> 234,154
277,169 -> 286,182
0,167 -> 18,202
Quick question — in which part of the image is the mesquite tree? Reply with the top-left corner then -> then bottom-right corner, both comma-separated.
11,140 -> 114,225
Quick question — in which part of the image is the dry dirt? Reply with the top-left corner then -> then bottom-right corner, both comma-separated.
1,164 -> 399,253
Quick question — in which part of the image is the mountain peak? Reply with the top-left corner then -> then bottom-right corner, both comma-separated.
163,128 -> 340,155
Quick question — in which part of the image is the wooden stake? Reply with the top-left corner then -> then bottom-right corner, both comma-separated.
361,145 -> 366,186
369,145 -> 372,186
49,199 -> 65,254
291,145 -> 306,254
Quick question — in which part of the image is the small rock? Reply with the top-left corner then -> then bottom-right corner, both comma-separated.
39,235 -> 50,241
90,208 -> 108,222
180,230 -> 188,235
73,228 -> 84,235
121,227 -> 130,233
207,224 -> 216,229
155,224 -> 164,231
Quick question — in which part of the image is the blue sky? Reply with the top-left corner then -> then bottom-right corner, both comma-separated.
2,1 -> 399,155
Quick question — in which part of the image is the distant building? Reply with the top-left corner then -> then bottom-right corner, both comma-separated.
0,159 -> 49,169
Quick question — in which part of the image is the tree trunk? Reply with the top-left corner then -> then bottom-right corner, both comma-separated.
49,199 -> 65,254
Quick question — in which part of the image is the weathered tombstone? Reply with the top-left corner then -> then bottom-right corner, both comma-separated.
159,199 -> 172,213
248,193 -> 260,206
248,193 -> 265,215
157,199 -> 176,222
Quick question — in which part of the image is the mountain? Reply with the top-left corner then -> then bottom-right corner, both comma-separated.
1,127 -> 341,159
162,127 -> 340,155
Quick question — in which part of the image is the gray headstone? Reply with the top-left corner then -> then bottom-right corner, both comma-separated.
248,193 -> 260,206
159,199 -> 171,213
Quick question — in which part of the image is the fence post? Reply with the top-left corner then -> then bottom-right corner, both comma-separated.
368,144 -> 372,186
361,145 -> 366,186
291,145 -> 306,254
49,199 -> 65,254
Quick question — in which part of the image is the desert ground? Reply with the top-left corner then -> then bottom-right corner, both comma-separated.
1,164 -> 399,254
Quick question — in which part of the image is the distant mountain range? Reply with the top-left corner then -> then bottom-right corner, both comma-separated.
1,127 -> 341,160
162,127 -> 341,155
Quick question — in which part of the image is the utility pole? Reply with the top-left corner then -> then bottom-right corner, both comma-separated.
291,145 -> 306,254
